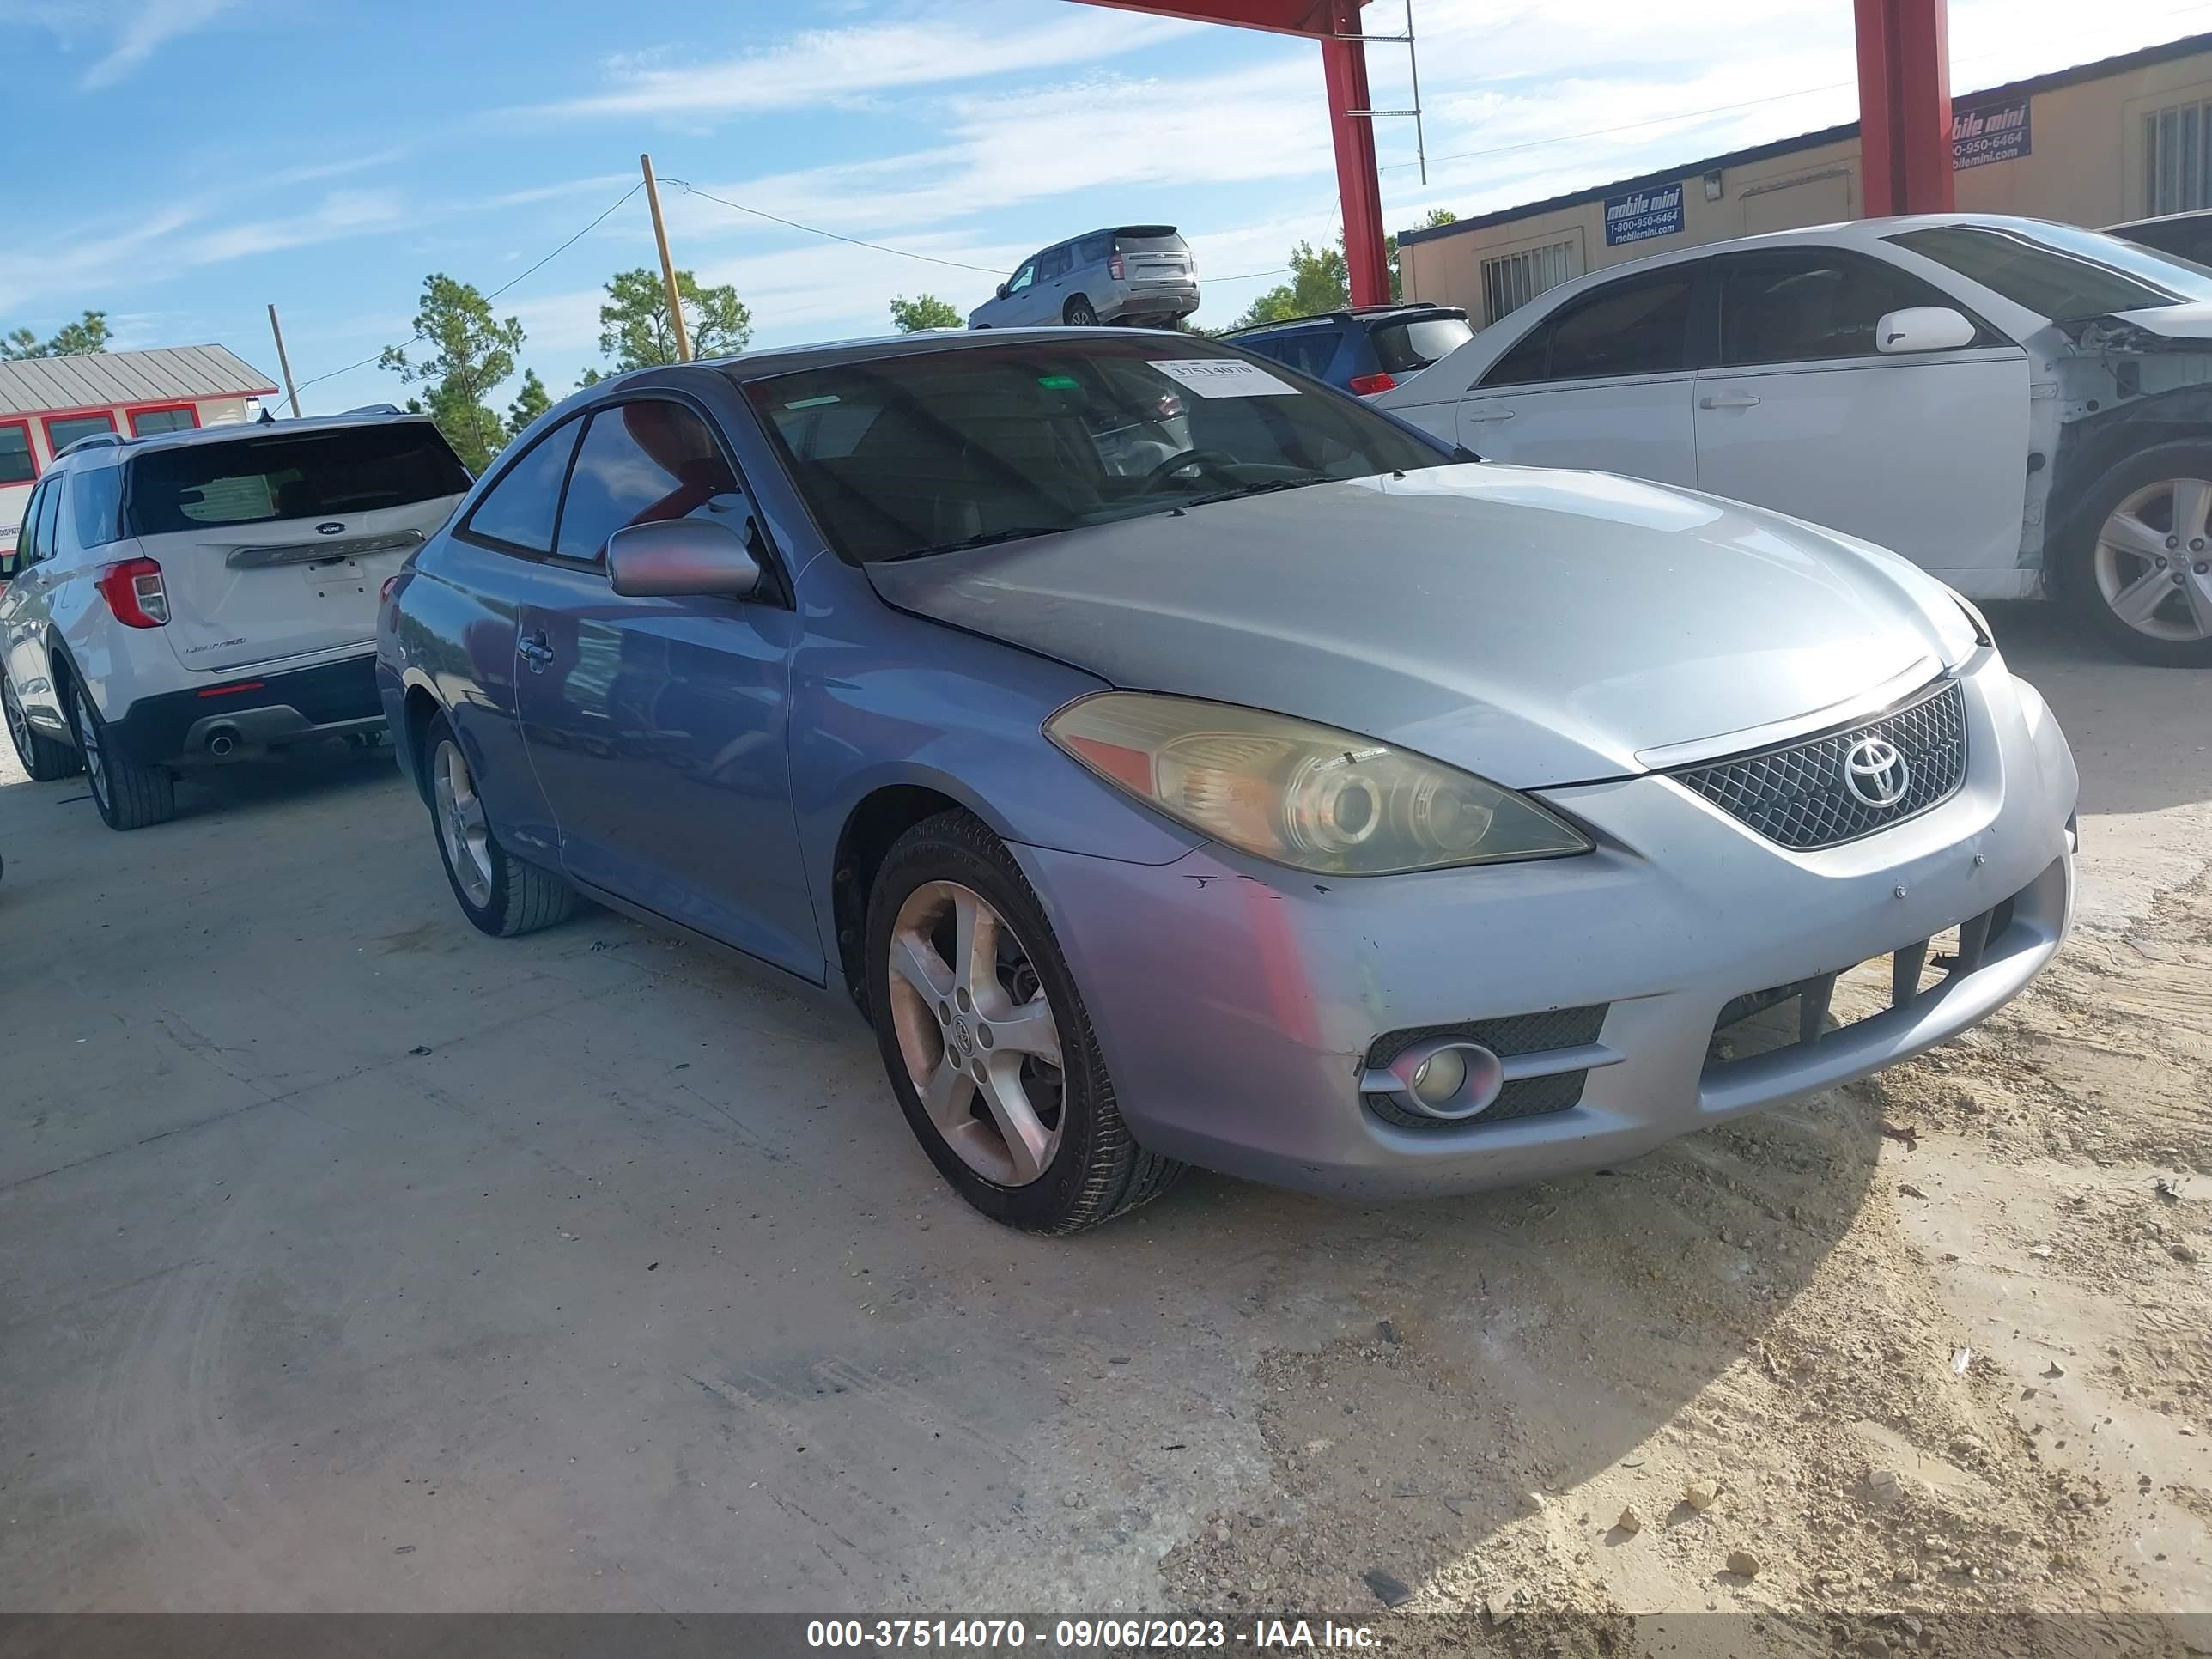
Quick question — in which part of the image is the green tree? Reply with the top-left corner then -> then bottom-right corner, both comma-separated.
888,294 -> 963,332
1230,210 -> 1457,330
507,368 -> 552,433
597,268 -> 752,370
380,274 -> 523,473
1,309 -> 112,360
576,367 -> 606,391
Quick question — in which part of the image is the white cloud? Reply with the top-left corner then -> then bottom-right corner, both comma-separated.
80,0 -> 233,88
516,4 -> 1200,119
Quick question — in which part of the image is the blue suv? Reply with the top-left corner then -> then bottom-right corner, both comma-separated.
1224,303 -> 1473,398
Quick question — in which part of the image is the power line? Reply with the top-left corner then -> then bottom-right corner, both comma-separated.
664,179 -> 1006,274
289,179 -> 646,397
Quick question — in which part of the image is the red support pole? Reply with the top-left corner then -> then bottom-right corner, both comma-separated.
1321,2 -> 1390,307
1855,0 -> 1954,217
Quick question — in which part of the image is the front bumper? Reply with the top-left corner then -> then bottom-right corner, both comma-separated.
106,653 -> 385,767
1016,657 -> 2078,1199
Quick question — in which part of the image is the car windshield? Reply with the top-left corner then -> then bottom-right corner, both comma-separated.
744,337 -> 1450,562
125,423 -> 472,537
1372,313 -> 1474,373
1887,222 -> 2212,319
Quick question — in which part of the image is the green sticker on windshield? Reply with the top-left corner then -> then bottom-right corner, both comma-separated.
1036,374 -> 1080,389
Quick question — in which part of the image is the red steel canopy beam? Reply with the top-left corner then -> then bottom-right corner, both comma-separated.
1073,0 -> 1392,305
1855,0 -> 1954,216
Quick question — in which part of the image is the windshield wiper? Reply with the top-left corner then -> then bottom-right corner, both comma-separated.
890,525 -> 1068,560
1176,475 -> 1333,509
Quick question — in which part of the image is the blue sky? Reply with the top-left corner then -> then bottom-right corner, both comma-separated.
5,0 -> 2206,416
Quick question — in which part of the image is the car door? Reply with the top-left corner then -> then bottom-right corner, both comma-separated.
430,413 -> 589,860
1692,246 -> 2030,577
1,477 -> 66,733
515,393 -> 819,979
995,257 -> 1041,326
1034,243 -> 1076,323
1451,265 -> 1702,487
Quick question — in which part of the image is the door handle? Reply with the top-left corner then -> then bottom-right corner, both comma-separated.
1462,408 -> 1516,422
517,633 -> 553,672
1698,392 -> 1762,410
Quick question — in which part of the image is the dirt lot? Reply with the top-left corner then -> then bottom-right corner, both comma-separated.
1,604 -> 2207,1653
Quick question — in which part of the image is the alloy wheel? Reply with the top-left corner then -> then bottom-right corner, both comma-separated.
433,739 -> 495,908
2094,477 -> 2212,643
884,879 -> 1066,1186
3,678 -> 31,766
73,688 -> 107,806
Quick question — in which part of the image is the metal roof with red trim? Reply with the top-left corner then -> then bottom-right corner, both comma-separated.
0,345 -> 278,418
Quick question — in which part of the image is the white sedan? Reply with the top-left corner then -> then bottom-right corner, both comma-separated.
1380,213 -> 2212,667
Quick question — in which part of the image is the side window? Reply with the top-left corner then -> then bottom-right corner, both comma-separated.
71,465 -> 125,550
1719,251 -> 1967,366
129,406 -> 198,436
1268,331 -> 1341,380
1,420 -> 34,487
1006,259 -> 1037,295
1545,271 -> 1696,380
1077,233 -> 1113,264
32,477 -> 64,563
1038,246 -> 1073,281
44,411 -> 117,453
464,416 -> 583,553
556,399 -> 748,565
14,481 -> 51,566
1480,319 -> 1553,387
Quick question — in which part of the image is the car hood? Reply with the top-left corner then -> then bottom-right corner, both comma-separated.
867,465 -> 1962,788
2109,299 -> 2212,340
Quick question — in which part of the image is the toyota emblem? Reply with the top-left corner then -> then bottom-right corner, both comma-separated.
1843,736 -> 1911,809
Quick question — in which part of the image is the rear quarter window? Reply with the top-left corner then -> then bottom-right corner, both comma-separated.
70,465 -> 125,549
126,423 -> 471,537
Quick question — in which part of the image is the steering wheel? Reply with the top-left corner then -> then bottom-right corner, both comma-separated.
1140,448 -> 1243,490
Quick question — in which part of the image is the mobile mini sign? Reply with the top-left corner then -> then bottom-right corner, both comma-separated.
1953,95 -> 2032,170
1604,181 -> 1685,247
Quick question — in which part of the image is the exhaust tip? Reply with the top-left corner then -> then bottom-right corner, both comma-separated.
206,728 -> 239,757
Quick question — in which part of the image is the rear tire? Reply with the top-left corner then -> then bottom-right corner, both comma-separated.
865,808 -> 1184,1233
1063,296 -> 1099,327
67,682 -> 176,830
2056,441 -> 2212,667
4,672 -> 82,781
422,712 -> 575,938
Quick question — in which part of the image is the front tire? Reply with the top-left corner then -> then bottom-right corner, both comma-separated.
67,682 -> 175,830
4,672 -> 82,781
2057,442 -> 2212,666
865,809 -> 1183,1233
1063,296 -> 1100,327
422,713 -> 575,938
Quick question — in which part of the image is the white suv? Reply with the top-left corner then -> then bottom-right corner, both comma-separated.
0,412 -> 470,829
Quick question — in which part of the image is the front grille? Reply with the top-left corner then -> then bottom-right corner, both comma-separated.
1672,681 -> 1967,850
1364,1005 -> 1607,1133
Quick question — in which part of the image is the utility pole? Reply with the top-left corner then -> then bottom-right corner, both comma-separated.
266,303 -> 302,418
639,153 -> 692,362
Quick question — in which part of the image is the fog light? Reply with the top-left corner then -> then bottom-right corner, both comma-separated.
1374,1038 -> 1505,1121
1411,1048 -> 1467,1105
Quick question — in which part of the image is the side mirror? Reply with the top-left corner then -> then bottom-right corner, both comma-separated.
605,517 -> 763,600
996,283 -> 1010,300
1876,306 -> 1976,354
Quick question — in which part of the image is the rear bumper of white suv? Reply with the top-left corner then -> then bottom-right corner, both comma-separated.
104,652 -> 384,766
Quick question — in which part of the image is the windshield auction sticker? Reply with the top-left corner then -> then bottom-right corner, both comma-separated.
1150,359 -> 1301,398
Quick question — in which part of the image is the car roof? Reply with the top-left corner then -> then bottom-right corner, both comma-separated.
687,325 -> 1212,385
1224,302 -> 1466,337
2105,207 -> 2212,232
50,409 -> 443,471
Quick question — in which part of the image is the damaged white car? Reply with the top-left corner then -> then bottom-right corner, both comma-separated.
1382,214 -> 2212,666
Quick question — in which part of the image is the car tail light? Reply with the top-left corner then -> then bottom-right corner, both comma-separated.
1348,372 -> 1398,396
95,557 -> 168,628
1109,252 -> 1126,280
380,574 -> 400,605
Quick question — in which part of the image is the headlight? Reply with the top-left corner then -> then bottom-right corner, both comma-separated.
1044,692 -> 1593,875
